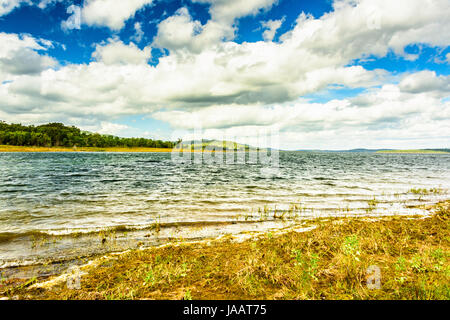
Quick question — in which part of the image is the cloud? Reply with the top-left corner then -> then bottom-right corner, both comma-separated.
153,7 -> 204,52
131,22 -> 144,43
60,0 -> 154,31
92,38 -> 152,65
37,0 -> 64,9
0,0 -> 30,17
97,121 -> 129,135
399,71 -> 450,95
193,0 -> 277,24
152,75 -> 450,131
154,77 -> 450,149
81,0 -> 154,30
0,48 -> 57,75
151,0 -> 450,104
0,0 -> 64,16
261,18 -> 284,41
279,0 -> 450,62
155,0 -> 279,52
0,33 -> 57,79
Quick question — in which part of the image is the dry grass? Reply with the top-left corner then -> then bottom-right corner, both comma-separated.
1,201 -> 449,300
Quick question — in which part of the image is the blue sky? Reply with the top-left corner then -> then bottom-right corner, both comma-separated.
0,1 -> 335,63
0,0 -> 449,149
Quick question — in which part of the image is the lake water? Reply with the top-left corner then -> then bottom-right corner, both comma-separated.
0,152 -> 449,279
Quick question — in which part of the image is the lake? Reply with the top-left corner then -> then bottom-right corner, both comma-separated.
0,151 -> 449,279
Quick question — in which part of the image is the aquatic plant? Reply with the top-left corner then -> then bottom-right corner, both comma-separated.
408,188 -> 445,195
150,216 -> 161,233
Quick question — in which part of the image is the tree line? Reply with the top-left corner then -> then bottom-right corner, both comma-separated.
0,121 -> 176,149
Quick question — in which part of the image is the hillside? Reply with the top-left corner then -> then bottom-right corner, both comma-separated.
178,139 -> 265,151
0,121 -> 175,149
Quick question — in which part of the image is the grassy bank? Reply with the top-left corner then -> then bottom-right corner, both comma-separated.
0,145 -> 173,153
1,202 -> 449,300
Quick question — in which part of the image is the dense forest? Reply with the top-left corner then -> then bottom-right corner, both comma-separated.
0,121 -> 176,149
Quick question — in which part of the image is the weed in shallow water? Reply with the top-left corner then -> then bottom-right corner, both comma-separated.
366,197 -> 378,213
409,188 -> 445,195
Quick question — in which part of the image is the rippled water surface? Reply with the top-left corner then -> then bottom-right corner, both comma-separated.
0,152 -> 449,277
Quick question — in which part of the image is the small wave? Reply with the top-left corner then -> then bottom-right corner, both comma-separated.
0,189 -> 28,193
99,179 -> 127,183
0,220 -> 262,243
322,182 -> 336,186
135,160 -> 162,163
341,186 -> 374,191
314,177 -> 337,181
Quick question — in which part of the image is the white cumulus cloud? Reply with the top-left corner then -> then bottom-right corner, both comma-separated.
261,18 -> 284,41
193,0 -> 277,23
92,38 -> 152,65
0,33 -> 57,81
81,0 -> 154,30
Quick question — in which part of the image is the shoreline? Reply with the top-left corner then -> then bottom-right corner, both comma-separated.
1,201 -> 448,300
0,145 -> 251,153
0,145 -> 174,153
2,145 -> 449,154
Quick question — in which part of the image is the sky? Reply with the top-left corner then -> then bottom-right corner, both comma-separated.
0,0 -> 449,150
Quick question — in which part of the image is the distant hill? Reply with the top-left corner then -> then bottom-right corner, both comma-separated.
178,139 -> 265,151
3,120 -> 447,154
291,148 -> 389,153
427,149 -> 450,153
289,148 -> 449,154
328,149 -> 393,153
375,149 -> 450,154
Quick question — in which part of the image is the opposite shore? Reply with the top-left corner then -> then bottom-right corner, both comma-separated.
0,145 -> 174,153
1,145 -> 449,154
